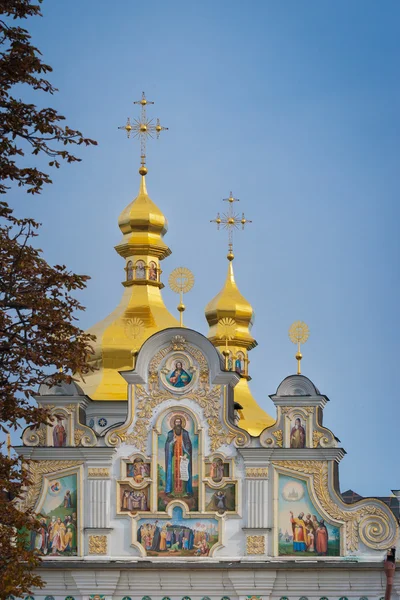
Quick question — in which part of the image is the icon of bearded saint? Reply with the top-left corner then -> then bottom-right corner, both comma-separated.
290,418 -> 306,448
165,415 -> 193,496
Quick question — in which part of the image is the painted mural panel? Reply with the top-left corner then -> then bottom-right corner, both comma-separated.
32,473 -> 78,556
205,483 -> 236,513
120,484 -> 150,513
137,507 -> 219,556
157,411 -> 199,511
206,458 -> 229,482
127,458 -> 150,483
278,474 -> 340,556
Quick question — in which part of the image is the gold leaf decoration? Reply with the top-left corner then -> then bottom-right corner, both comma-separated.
246,467 -> 269,478
313,430 -> 324,448
88,468 -> 110,478
88,535 -> 107,555
246,535 -> 265,555
272,430 -> 283,447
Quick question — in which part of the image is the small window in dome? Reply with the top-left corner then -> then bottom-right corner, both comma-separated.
135,260 -> 146,280
149,261 -> 157,281
126,261 -> 133,281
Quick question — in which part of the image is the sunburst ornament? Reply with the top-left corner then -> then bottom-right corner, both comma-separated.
218,317 -> 237,369
288,321 -> 310,375
124,317 -> 145,368
168,267 -> 195,327
118,91 -> 168,175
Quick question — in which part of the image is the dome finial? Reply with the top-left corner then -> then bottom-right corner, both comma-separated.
169,267 -> 195,327
289,321 -> 310,374
210,191 -> 252,259
205,194 -> 275,434
118,91 -> 168,175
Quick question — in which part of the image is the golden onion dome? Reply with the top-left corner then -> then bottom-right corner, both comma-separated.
115,175 -> 171,260
77,175 -> 179,401
205,254 -> 275,435
205,256 -> 256,349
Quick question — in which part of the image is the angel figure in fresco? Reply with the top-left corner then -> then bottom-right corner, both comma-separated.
290,417 -> 306,449
53,415 -> 67,447
213,490 -> 227,513
167,361 -> 192,388
165,416 -> 193,496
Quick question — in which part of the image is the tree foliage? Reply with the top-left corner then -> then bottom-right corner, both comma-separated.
0,1 -> 97,596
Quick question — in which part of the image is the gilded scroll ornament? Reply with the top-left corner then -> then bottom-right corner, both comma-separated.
23,425 -> 46,447
313,430 -> 325,448
23,460 -> 83,510
74,428 -> 85,446
246,535 -> 265,555
125,383 -> 237,452
305,406 -> 315,414
88,468 -> 110,478
273,460 -> 398,551
281,407 -> 291,414
246,467 -> 269,478
272,430 -> 283,448
88,534 -> 107,555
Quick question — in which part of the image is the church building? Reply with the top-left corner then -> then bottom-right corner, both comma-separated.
16,95 -> 399,600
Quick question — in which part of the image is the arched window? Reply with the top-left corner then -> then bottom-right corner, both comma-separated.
126,261 -> 133,281
135,260 -> 146,280
149,261 -> 158,281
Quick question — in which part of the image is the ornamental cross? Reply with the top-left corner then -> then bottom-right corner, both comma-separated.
210,192 -> 251,256
118,91 -> 168,174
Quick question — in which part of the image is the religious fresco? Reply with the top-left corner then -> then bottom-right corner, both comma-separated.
127,457 -> 150,483
135,260 -> 145,279
157,410 -> 199,511
206,457 -> 229,483
126,260 -> 133,281
149,261 -> 157,281
290,417 -> 306,449
235,352 -> 245,374
120,484 -> 150,513
137,507 -> 219,557
278,475 -> 340,556
32,473 -> 78,556
51,413 -> 68,447
205,483 -> 236,513
167,360 -> 192,388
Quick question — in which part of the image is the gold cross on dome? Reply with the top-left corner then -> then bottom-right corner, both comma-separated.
210,192 -> 252,259
118,91 -> 168,175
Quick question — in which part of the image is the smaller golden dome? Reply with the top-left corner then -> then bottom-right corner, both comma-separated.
205,258 -> 255,349
115,175 -> 171,260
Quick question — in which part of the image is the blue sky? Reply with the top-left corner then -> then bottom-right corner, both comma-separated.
9,1 -> 400,496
